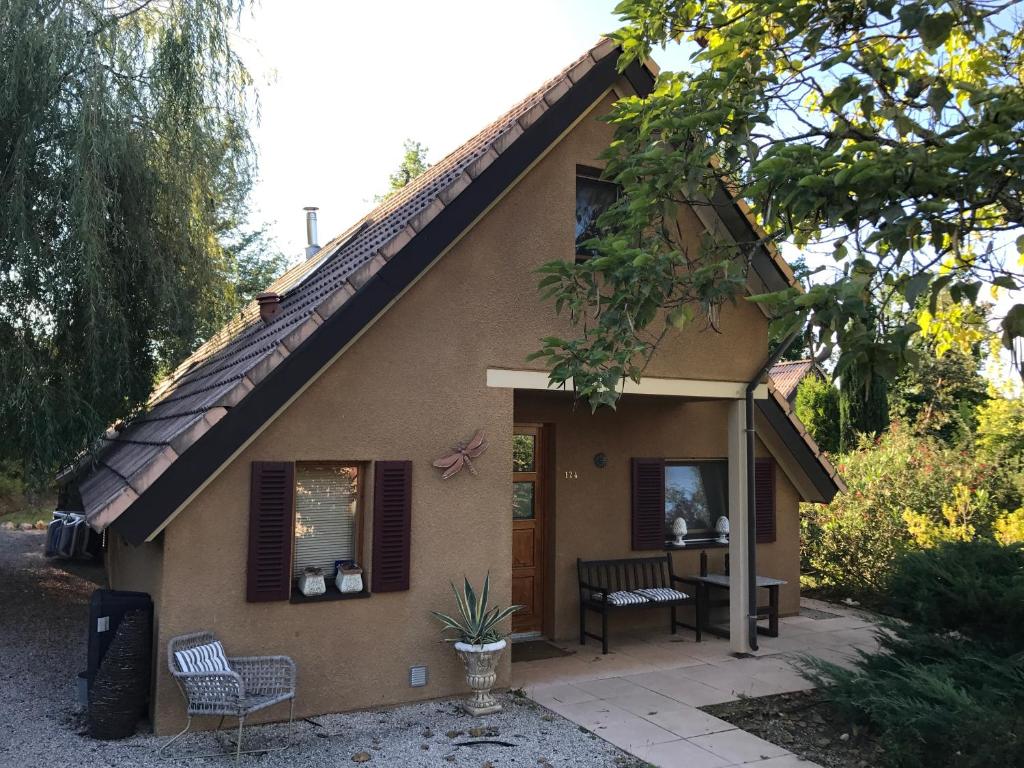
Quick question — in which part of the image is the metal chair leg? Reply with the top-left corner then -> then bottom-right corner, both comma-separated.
159,716 -> 193,754
235,716 -> 245,765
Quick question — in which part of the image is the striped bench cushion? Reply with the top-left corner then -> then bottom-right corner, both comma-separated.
633,587 -> 689,602
174,641 -> 231,674
599,590 -> 650,606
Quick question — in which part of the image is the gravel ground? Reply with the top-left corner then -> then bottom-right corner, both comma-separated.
0,531 -> 642,768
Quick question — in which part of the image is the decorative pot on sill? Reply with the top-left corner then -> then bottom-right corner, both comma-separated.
298,567 -> 326,597
453,639 -> 506,716
335,564 -> 363,594
715,516 -> 730,544
672,517 -> 688,546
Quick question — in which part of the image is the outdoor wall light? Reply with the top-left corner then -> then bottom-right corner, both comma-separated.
593,452 -> 608,468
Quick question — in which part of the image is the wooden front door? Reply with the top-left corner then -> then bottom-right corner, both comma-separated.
512,424 -> 546,634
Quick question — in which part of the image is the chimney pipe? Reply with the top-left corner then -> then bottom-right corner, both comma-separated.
256,291 -> 282,324
304,206 -> 319,259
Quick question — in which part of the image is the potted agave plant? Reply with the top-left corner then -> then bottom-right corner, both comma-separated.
431,574 -> 521,716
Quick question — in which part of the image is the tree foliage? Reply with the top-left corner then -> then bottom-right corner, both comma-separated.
839,360 -> 890,450
375,139 -> 431,202
534,0 -> 1024,407
0,0 -> 269,480
794,374 -> 841,452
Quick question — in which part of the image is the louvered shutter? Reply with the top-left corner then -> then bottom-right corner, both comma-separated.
371,460 -> 412,593
755,458 -> 776,543
631,458 -> 665,550
247,461 -> 295,602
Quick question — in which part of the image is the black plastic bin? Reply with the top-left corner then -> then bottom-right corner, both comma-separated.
86,589 -> 153,690
84,589 -> 153,739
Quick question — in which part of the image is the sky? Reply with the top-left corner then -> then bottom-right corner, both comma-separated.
235,0 -> 687,258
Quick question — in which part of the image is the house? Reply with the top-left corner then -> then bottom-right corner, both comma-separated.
62,39 -> 844,735
769,359 -> 827,404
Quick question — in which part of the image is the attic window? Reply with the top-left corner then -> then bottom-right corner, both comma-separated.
575,166 -> 620,261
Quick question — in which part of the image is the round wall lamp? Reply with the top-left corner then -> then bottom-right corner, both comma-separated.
593,452 -> 608,469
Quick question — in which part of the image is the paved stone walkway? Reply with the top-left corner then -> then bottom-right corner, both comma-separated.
511,599 -> 880,768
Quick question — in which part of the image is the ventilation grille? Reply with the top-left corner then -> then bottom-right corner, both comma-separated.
409,665 -> 428,688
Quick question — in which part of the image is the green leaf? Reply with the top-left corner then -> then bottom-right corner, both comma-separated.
903,272 -> 932,305
918,12 -> 955,49
992,275 -> 1018,291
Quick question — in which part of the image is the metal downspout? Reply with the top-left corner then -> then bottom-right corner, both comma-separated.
744,328 -> 803,652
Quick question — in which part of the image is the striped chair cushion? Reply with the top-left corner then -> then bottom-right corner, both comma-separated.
599,590 -> 650,606
633,587 -> 689,602
174,641 -> 231,674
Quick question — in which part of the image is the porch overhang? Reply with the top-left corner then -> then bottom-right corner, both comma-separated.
486,368 -> 769,400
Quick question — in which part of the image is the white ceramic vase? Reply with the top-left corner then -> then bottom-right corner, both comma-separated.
715,516 -> 730,544
453,639 -> 506,716
672,516 -> 688,546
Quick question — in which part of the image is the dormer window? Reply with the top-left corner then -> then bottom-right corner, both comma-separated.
575,166 -> 620,260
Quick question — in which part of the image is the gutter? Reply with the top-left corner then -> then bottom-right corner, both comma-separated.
744,328 -> 802,652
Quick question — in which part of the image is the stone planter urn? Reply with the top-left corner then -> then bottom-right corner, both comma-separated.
453,639 -> 506,716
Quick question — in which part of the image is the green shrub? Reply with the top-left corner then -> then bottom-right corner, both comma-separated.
807,542 -> 1024,767
794,375 -> 840,454
884,540 -> 1024,653
811,629 -> 1024,768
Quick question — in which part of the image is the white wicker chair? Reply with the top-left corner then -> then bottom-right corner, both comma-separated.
160,631 -> 296,763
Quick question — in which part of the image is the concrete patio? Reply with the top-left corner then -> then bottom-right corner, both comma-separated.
512,599 -> 881,768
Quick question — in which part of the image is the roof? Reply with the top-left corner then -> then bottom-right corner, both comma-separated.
71,39 -> 820,544
757,383 -> 846,500
769,359 -> 824,402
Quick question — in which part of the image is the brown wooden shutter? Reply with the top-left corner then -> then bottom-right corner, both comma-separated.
631,458 -> 665,550
371,460 -> 412,593
755,458 -> 776,543
247,461 -> 295,602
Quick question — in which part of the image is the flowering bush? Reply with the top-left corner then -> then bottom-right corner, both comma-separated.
801,425 -> 1009,599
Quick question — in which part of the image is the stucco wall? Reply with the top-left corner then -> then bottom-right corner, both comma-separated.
142,82 -> 783,734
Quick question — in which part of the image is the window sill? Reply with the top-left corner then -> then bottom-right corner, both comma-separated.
289,588 -> 371,604
664,539 -> 730,550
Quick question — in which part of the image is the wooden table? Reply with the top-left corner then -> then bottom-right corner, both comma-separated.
687,573 -> 787,638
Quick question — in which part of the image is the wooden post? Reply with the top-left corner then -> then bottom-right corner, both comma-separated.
727,400 -> 751,653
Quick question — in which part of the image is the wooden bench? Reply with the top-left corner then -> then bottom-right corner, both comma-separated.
577,555 -> 700,654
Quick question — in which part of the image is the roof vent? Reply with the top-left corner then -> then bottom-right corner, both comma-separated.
304,206 -> 320,259
256,291 -> 282,324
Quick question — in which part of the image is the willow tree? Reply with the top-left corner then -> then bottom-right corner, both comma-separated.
534,0 -> 1024,409
0,0 -> 265,479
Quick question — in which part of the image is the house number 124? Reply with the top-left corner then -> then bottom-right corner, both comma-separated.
563,470 -> 579,480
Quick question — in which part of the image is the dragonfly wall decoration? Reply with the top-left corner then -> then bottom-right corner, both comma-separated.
432,430 -> 488,480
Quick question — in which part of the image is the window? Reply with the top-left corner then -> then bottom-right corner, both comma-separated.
664,461 -> 729,540
513,432 -> 536,519
575,168 -> 620,259
247,460 -> 412,603
630,457 -> 776,551
293,463 -> 361,580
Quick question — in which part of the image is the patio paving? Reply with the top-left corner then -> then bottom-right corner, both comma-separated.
512,599 -> 881,768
